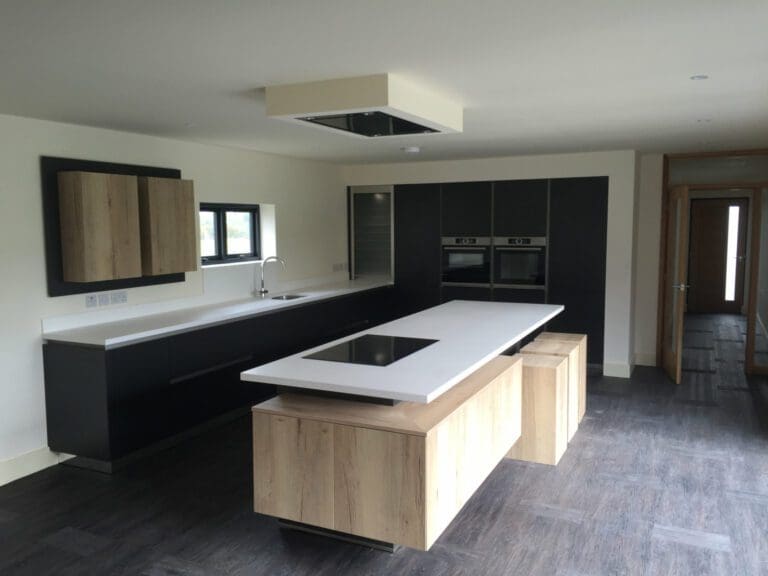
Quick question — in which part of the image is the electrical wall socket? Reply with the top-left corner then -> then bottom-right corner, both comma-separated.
110,291 -> 128,305
86,291 -> 128,308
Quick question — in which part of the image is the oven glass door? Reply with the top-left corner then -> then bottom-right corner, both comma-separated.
494,247 -> 545,285
442,247 -> 491,284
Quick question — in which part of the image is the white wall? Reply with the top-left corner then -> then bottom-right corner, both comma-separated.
0,113 -> 348,483
342,150 -> 639,378
633,154 -> 664,365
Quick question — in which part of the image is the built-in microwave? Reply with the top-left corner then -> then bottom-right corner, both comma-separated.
492,236 -> 546,287
441,237 -> 492,285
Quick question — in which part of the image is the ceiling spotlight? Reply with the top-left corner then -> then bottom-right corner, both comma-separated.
401,146 -> 421,154
690,74 -> 709,80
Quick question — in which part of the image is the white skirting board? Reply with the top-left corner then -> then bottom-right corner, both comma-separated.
0,448 -> 73,487
603,362 -> 632,378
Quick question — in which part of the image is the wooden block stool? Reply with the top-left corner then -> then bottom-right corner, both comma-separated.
536,332 -> 587,423
506,354 -> 568,466
521,340 -> 580,442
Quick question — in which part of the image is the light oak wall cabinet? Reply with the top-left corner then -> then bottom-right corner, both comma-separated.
138,177 -> 197,276
57,171 -> 142,282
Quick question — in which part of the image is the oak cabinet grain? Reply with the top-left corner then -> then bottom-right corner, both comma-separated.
58,171 -> 142,282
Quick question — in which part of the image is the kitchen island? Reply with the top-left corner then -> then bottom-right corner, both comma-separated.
243,301 -> 562,551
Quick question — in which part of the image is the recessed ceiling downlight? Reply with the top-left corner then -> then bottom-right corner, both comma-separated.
690,74 -> 710,80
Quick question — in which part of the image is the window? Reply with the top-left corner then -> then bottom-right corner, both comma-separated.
199,203 -> 260,264
724,204 -> 740,302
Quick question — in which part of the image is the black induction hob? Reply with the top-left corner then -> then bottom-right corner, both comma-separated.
303,334 -> 438,367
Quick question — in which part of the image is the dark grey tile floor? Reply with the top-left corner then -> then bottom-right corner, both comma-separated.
2,315 -> 768,575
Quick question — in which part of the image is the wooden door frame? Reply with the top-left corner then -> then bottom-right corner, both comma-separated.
655,156 -> 768,370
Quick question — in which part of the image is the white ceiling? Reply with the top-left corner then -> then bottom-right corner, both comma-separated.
1,0 -> 767,163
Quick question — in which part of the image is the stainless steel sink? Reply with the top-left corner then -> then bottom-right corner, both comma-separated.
271,294 -> 305,300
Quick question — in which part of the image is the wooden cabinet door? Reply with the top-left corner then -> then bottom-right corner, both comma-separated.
58,171 -> 142,282
138,177 -> 197,275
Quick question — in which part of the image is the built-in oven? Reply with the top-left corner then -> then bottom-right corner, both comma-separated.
492,237 -> 546,287
441,237 -> 492,285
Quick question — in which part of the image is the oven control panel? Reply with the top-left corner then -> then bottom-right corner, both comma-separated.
493,236 -> 547,247
441,236 -> 492,246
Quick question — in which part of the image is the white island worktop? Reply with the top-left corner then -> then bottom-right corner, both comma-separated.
241,300 -> 563,403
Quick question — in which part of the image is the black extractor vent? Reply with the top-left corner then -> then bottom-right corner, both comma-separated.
301,111 -> 438,137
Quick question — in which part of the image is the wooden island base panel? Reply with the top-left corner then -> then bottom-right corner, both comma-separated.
535,332 -> 587,422
252,355 -> 523,551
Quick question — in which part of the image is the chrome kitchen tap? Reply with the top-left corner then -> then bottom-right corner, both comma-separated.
256,256 -> 286,297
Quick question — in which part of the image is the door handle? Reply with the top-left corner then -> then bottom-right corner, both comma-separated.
672,284 -> 690,291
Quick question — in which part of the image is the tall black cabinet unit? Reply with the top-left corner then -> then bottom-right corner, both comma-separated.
441,182 -> 493,236
493,179 -> 548,236
394,184 -> 442,316
547,177 -> 609,364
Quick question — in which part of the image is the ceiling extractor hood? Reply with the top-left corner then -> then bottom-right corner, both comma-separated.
265,74 -> 463,137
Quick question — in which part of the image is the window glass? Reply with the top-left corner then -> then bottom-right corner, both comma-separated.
199,211 -> 217,258
724,205 -> 740,301
225,211 -> 253,255
199,203 -> 259,264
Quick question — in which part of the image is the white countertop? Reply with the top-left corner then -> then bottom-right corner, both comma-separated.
42,278 -> 393,348
241,300 -> 563,404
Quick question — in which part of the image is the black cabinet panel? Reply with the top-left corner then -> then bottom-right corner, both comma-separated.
441,285 -> 492,302
168,318 -> 254,379
493,179 -> 548,236
441,182 -> 492,236
548,176 -> 608,364
107,340 -> 171,458
43,344 -> 111,460
394,184 -> 441,315
493,287 -> 546,304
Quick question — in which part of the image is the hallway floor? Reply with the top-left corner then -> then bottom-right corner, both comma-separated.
1,318 -> 768,575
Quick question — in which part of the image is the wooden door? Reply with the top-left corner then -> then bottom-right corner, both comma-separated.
662,186 -> 690,384
687,198 -> 749,313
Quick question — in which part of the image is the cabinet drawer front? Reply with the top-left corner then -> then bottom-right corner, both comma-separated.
168,319 -> 255,379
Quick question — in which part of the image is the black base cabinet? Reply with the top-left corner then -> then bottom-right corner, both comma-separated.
43,286 -> 394,466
